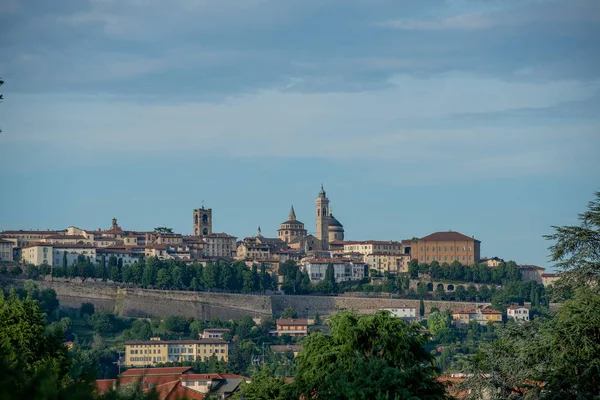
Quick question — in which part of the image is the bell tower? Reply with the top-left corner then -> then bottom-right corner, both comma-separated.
193,206 -> 212,236
316,184 -> 330,250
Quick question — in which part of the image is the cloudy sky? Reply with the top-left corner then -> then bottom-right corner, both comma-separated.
1,0 -> 599,268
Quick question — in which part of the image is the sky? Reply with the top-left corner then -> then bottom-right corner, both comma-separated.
0,0 -> 599,270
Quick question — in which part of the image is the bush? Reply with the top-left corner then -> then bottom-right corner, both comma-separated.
87,311 -> 118,333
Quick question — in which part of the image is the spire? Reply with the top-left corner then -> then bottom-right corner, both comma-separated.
318,184 -> 326,197
329,206 -> 333,216
289,205 -> 296,220
257,226 -> 262,237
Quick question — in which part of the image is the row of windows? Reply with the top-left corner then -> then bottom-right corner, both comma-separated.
420,246 -> 472,252
420,255 -> 472,262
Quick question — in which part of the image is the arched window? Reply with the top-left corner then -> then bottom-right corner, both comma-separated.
202,214 -> 208,223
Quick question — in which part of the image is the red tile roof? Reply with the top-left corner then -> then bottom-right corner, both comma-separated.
121,367 -> 192,377
180,373 -> 223,380
277,319 -> 309,326
420,231 -> 479,242
95,379 -> 116,394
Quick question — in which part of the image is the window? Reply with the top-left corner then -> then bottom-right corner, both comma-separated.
438,247 -> 441,251
468,246 -> 472,251
426,247 -> 429,251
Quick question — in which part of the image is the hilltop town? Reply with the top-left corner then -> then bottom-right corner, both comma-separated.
0,185 -> 558,288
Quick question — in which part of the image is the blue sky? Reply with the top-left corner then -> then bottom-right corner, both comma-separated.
0,0 -> 599,269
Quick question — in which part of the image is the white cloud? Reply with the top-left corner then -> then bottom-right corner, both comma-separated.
2,73 -> 598,183
381,13 -> 495,31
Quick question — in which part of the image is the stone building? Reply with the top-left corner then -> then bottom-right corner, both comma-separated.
403,231 -> 481,265
315,185 -> 344,250
193,206 -> 212,236
277,206 -> 308,244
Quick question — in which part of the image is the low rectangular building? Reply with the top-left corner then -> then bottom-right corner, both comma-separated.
124,338 -> 230,367
507,305 -> 529,322
273,319 -> 309,337
452,308 -> 502,326
380,306 -> 417,319
202,328 -> 231,340
302,258 -> 367,283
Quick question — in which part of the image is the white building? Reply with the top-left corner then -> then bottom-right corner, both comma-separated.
302,258 -> 367,283
507,305 -> 530,322
380,306 -> 417,319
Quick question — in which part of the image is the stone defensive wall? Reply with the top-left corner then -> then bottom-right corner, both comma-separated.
271,294 -> 490,317
3,279 -> 493,319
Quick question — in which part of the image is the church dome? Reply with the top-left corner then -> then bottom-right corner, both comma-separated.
329,215 -> 343,229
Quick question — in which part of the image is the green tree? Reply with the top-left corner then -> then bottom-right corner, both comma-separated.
154,227 -> 174,234
292,311 -> 450,399
156,269 -> 171,289
87,311 -> 118,333
280,307 -> 298,319
428,311 -> 451,337
544,191 -> 600,289
80,302 -> 95,317
461,288 -> 600,399
127,319 -> 153,340
162,316 -> 190,333
233,366 -> 289,400
419,297 -> 425,317
455,285 -> 467,301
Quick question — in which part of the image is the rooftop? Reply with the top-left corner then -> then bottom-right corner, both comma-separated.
420,231 -> 480,242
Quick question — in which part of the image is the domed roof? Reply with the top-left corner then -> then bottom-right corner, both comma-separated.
281,219 -> 304,226
328,215 -> 343,228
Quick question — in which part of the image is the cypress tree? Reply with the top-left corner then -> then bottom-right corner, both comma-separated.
419,297 -> 425,317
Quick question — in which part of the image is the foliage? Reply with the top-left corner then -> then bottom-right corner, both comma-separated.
154,227 -> 173,235
80,302 -> 95,317
459,288 -> 600,399
544,191 -> 600,289
291,311 -> 450,399
428,311 -> 451,336
162,315 -> 191,333
232,367 -> 289,400
124,319 -> 153,341
280,307 -> 298,319
87,311 -> 119,333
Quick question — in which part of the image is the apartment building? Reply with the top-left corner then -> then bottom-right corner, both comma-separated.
124,338 -> 230,367
452,308 -> 502,326
273,319 -> 309,337
364,253 -> 411,275
343,240 -> 403,257
302,258 -> 367,283
0,239 -> 15,262
380,306 -> 417,319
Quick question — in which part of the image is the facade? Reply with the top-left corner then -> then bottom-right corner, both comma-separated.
364,253 -> 411,275
0,230 -> 63,248
507,305 -> 530,322
202,328 -> 231,340
203,233 -> 236,258
380,306 -> 417,319
452,308 -> 502,326
541,273 -> 560,286
519,265 -> 545,283
302,258 -> 367,283
480,257 -> 504,268
0,239 -> 14,262
406,231 -> 481,264
343,241 -> 403,257
155,234 -> 183,245
193,206 -> 212,236
124,338 -> 229,367
274,319 -> 309,337
21,243 -> 53,266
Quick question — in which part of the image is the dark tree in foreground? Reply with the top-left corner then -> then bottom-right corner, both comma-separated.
291,311 -> 450,400
544,191 -> 600,289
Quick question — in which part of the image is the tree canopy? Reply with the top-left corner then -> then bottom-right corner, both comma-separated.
291,311 -> 450,399
545,191 -> 600,289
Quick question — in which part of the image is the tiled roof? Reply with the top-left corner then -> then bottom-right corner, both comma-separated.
95,379 -> 116,394
420,231 -> 479,242
45,235 -> 86,240
276,319 -> 309,326
120,367 -> 192,376
124,339 -> 227,345
519,264 -> 545,270
180,373 -> 223,380
1,230 -> 61,235
507,305 -> 528,310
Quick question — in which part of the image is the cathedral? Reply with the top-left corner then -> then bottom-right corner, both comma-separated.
277,185 -> 344,251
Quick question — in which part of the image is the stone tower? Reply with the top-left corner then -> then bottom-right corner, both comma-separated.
193,206 -> 212,236
316,184 -> 330,250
